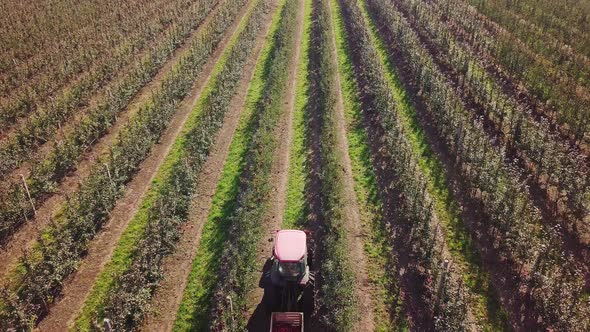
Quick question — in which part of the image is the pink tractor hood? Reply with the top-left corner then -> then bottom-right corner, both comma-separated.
274,230 -> 307,262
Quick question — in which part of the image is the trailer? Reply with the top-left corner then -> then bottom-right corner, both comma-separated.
270,312 -> 304,332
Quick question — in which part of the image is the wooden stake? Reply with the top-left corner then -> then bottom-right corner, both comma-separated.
104,163 -> 114,188
20,174 -> 36,216
226,295 -> 235,328
435,259 -> 450,312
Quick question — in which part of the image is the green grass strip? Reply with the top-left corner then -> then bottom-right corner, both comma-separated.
309,0 -> 360,328
172,1 -> 287,330
282,0 -> 312,229
356,0 -> 508,330
329,0 -> 405,329
207,0 -> 299,327
72,1 -> 259,329
170,91 -> 255,332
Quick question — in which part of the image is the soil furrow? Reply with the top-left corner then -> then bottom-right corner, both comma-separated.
27,3 -> 254,330
0,2 -> 226,280
139,3 -> 278,330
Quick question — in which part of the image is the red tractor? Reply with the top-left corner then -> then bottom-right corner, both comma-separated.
264,230 -> 314,332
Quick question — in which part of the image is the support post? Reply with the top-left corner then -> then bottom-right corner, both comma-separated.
226,295 -> 235,327
435,259 -> 450,313
20,174 -> 35,216
104,163 -> 114,188
104,318 -> 112,332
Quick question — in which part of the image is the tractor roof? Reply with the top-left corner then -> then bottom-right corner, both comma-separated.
274,230 -> 307,262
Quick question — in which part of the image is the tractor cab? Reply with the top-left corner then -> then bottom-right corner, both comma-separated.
266,230 -> 312,332
270,230 -> 310,287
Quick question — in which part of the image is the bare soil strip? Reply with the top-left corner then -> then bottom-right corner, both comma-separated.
139,4 -> 279,331
0,2 -> 225,280
245,0 -> 305,318
33,3 -> 254,330
325,0 -> 374,330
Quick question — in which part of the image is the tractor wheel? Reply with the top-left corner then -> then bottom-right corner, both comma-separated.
307,271 -> 316,288
258,257 -> 274,288
307,246 -> 315,269
301,278 -> 315,316
263,284 -> 280,311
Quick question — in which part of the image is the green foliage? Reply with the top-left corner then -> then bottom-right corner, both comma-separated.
356,0 -> 508,329
0,0 -> 201,131
1,0 -> 588,330
463,0 -> 590,146
172,74 -> 256,332
334,0 -> 475,329
96,0 -> 270,329
365,0 -> 589,329
0,0 -> 219,244
173,2 -> 285,330
330,0 -> 404,329
0,0 -> 254,328
395,0 -> 589,243
468,0 -> 590,86
307,0 -> 358,330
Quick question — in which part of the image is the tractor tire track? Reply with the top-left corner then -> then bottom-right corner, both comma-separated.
139,2 -> 279,330
0,1 -> 225,281
244,0 -> 305,321
325,0 -> 374,329
33,2 -> 254,330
